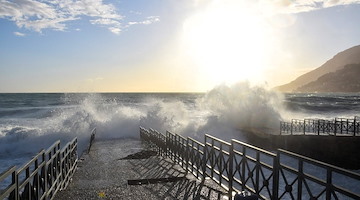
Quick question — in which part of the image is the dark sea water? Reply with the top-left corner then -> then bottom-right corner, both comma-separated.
0,84 -> 359,174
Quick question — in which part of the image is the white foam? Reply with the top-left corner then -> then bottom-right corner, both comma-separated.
0,83 -> 300,169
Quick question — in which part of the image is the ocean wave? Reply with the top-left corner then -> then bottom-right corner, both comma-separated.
1,84 -> 359,171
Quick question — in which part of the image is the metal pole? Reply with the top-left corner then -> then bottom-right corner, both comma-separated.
326,168 -> 332,200
304,119 -> 306,135
228,141 -> 234,199
255,152 -> 260,195
241,146 -> 246,191
297,160 -> 303,200
272,153 -> 279,200
354,118 -> 357,136
202,136 -> 207,181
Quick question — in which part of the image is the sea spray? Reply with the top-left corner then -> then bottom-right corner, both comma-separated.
0,84 -> 286,165
139,82 -> 285,141
199,82 -> 284,135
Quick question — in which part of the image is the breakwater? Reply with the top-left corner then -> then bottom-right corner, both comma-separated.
250,117 -> 360,169
140,127 -> 360,200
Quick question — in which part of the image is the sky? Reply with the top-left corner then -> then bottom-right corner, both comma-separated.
1,0 -> 360,92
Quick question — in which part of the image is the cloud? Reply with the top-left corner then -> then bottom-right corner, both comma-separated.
0,0 -> 159,34
128,16 -> 160,26
258,0 -> 360,14
194,0 -> 360,16
108,27 -> 121,34
90,18 -> 120,26
14,31 -> 26,37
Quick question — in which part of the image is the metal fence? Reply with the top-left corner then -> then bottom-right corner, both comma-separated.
140,127 -> 360,200
0,138 -> 78,200
87,128 -> 97,153
280,117 -> 360,136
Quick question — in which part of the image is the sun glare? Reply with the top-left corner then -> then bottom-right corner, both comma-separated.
182,1 -> 273,86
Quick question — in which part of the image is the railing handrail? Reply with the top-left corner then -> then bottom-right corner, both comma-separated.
140,127 -> 360,200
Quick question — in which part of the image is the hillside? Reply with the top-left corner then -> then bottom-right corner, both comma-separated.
295,64 -> 360,93
276,45 -> 360,92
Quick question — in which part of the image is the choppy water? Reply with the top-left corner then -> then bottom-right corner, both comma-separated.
0,83 -> 359,174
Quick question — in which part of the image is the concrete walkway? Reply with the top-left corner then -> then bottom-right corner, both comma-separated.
55,138 -> 227,200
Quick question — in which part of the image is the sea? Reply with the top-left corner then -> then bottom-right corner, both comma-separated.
1,83 -> 360,190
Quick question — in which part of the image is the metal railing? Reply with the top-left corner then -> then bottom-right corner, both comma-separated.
140,127 -> 360,200
87,128 -> 97,153
0,138 -> 78,200
280,117 -> 360,136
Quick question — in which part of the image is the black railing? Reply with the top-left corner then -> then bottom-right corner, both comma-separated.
280,117 -> 360,136
140,127 -> 360,200
0,138 -> 78,200
87,128 -> 97,153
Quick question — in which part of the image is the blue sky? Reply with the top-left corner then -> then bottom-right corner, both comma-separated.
1,0 -> 360,92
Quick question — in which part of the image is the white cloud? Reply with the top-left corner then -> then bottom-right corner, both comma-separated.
14,31 -> 26,36
90,18 -> 120,26
128,16 -> 160,26
108,27 -> 121,34
0,0 -> 158,34
258,0 -> 360,14
194,0 -> 360,16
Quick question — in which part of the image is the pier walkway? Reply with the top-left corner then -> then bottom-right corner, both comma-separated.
55,138 -> 226,200
2,127 -> 360,200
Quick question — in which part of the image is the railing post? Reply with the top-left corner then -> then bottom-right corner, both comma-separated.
211,139 -> 214,178
340,119 -> 343,134
354,118 -> 357,136
228,141 -> 234,199
202,135 -> 207,181
26,167 -> 30,198
185,137 -> 189,174
10,168 -> 18,200
326,168 -> 332,200
15,171 -> 19,200
219,143 -> 223,185
280,122 -> 282,135
272,153 -> 279,200
35,159 -> 40,199
42,152 -> 47,199
303,119 -> 306,135
255,152 -> 260,196
297,160 -> 303,200
241,146 -> 246,191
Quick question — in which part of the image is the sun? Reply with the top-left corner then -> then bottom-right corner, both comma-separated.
182,0 -> 273,86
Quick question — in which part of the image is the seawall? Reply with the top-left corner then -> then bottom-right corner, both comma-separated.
244,131 -> 360,169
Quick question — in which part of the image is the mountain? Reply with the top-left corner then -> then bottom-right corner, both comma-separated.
276,45 -> 360,92
295,64 -> 360,93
